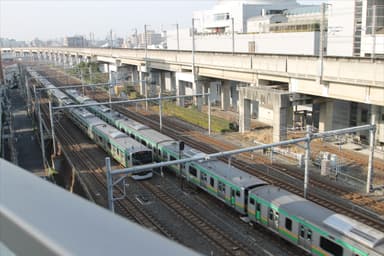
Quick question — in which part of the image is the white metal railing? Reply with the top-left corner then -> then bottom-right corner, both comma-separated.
0,159 -> 197,256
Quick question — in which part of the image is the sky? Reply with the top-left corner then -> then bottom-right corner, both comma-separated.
0,0 -> 326,41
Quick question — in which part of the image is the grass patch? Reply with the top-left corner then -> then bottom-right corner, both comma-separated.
156,101 -> 231,133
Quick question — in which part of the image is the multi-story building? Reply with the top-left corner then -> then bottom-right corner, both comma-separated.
64,36 -> 87,48
167,0 -> 322,55
327,0 -> 384,57
167,0 -> 383,58
192,0 -> 300,34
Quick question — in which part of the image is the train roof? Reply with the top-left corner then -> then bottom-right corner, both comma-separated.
137,128 -> 174,145
93,123 -> 150,153
250,186 -> 384,251
71,108 -> 105,127
51,89 -> 68,100
117,117 -> 148,131
323,214 -> 384,249
199,159 -> 267,188
162,141 -> 266,188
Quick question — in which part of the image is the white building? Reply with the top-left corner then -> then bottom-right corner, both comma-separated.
192,0 -> 300,34
167,0 -> 321,55
167,0 -> 383,57
247,14 -> 288,33
327,0 -> 384,57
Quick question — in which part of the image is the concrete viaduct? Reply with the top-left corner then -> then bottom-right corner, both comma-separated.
4,47 -> 384,143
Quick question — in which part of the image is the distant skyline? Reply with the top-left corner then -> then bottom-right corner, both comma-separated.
0,0 -> 327,41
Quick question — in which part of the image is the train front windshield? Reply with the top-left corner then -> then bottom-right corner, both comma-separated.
132,151 -> 153,166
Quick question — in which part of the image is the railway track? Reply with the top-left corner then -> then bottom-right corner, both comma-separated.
37,66 -> 384,231
140,181 -> 253,256
106,99 -> 384,231
37,94 -> 174,239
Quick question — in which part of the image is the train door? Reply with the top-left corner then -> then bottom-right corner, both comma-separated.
218,181 -> 226,200
126,153 -> 132,168
230,188 -> 236,208
298,225 -> 312,251
200,172 -> 208,188
256,202 -> 261,222
268,208 -> 279,231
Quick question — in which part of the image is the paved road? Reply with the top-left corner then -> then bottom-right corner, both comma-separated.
9,87 -> 45,175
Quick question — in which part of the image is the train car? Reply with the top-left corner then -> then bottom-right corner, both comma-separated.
67,106 -> 154,180
57,75 -> 384,254
50,88 -> 71,106
69,107 -> 105,138
247,185 -> 384,256
159,140 -> 267,214
117,118 -> 174,153
65,89 -> 122,126
92,123 -> 153,180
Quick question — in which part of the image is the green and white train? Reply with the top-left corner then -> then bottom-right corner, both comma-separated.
28,68 -> 153,180
62,87 -> 384,255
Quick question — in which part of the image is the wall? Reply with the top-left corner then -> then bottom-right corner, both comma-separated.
327,0 -> 355,56
167,29 -> 318,55
361,35 -> 384,57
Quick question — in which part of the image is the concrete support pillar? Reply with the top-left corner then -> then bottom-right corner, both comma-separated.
138,70 -> 147,95
64,55 -> 69,66
231,84 -> 239,112
176,80 -> 185,107
116,65 -> 128,83
193,79 -> 203,111
160,72 -> 166,93
202,82 -> 209,105
221,80 -> 231,111
239,97 -> 251,133
170,72 -> 176,93
272,94 -> 290,142
76,54 -> 82,64
148,72 -> 157,97
319,100 -> 350,132
131,67 -> 138,84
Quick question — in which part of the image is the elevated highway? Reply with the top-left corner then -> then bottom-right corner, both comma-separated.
2,47 -> 383,142
7,47 -> 384,106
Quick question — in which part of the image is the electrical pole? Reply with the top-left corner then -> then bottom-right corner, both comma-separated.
192,19 -> 196,80
231,17 -> 235,55
318,2 -> 326,83
0,50 -> 4,84
176,23 -> 180,51
110,29 -> 113,49
372,5 -> 377,59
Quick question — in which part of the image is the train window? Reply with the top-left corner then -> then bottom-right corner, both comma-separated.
300,225 -> 305,238
250,198 -> 255,205
201,172 -> 207,181
274,212 -> 279,226
170,156 -> 176,161
307,229 -> 312,241
210,177 -> 214,187
285,218 -> 292,231
218,181 -> 225,193
236,191 -> 240,197
269,209 -> 274,220
189,167 -> 197,177
256,203 -> 261,211
320,237 -> 343,256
